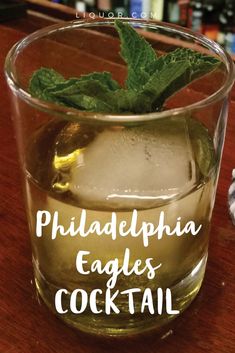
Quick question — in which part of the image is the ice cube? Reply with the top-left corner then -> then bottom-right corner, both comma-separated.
66,117 -> 197,209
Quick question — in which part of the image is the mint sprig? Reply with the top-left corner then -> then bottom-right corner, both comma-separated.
29,19 -> 221,114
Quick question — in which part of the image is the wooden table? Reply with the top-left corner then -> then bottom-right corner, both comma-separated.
1,10 -> 235,353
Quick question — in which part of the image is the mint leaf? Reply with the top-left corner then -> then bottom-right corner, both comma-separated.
114,19 -> 157,90
29,70 -> 120,111
117,52 -> 219,114
45,79 -> 118,113
114,20 -> 220,110
29,68 -> 65,100
131,61 -> 192,113
112,89 -> 136,113
132,53 -> 219,113
148,48 -> 220,77
77,72 -> 120,91
144,50 -> 220,111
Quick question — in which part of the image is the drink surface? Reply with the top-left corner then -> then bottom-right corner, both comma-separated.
25,115 -> 217,333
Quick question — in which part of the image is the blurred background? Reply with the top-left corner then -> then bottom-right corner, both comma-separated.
1,1 -> 235,54
50,0 -> 235,54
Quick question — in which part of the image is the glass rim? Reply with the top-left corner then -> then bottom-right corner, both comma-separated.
4,17 -> 235,123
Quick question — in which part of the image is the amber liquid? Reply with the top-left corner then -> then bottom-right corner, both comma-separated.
25,116 -> 217,335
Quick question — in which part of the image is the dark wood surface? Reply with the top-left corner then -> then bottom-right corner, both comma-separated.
1,11 -> 235,353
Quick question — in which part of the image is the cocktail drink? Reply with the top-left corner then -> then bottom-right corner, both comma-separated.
5,19 -> 234,335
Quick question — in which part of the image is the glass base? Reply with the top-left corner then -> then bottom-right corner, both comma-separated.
34,254 -> 207,336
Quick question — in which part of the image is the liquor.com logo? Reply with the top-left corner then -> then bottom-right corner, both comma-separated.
76,12 -> 159,19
